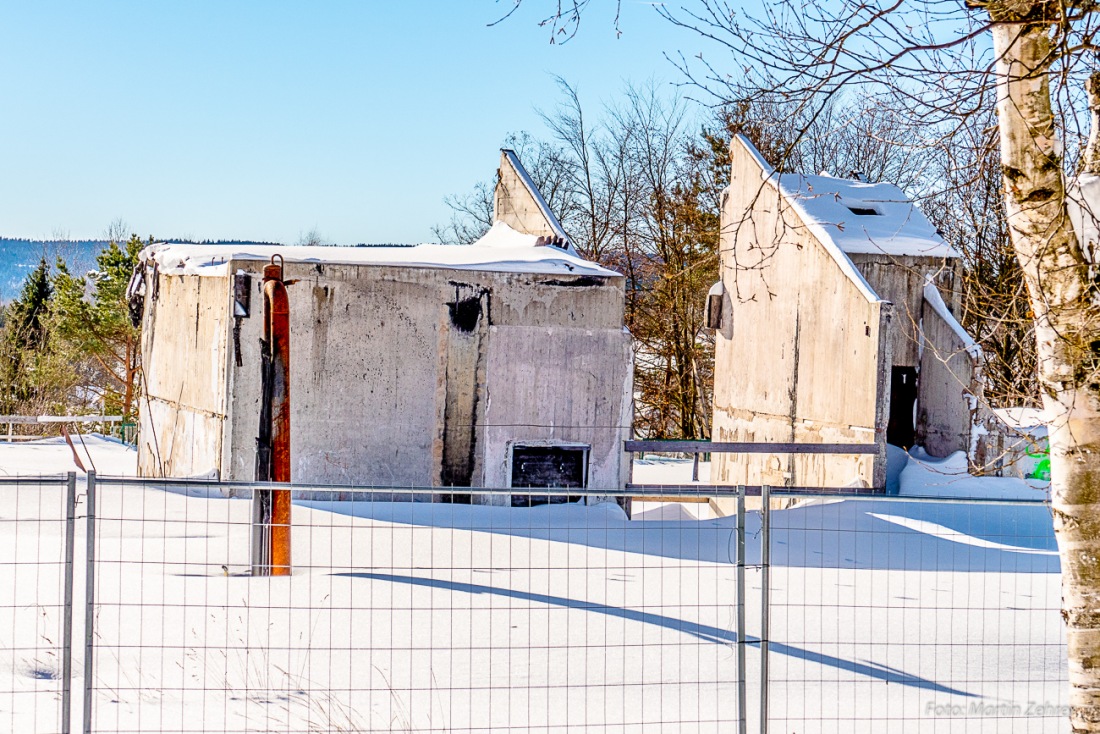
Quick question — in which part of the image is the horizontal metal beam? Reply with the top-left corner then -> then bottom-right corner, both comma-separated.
82,476 -> 1052,506
625,440 -> 879,455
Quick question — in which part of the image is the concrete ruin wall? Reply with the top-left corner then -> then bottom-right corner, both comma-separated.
851,254 -> 976,457
493,150 -> 561,240
481,324 -> 633,499
139,260 -> 631,492
849,255 -> 960,368
916,300 -> 981,457
137,271 -> 230,478
710,138 -> 889,492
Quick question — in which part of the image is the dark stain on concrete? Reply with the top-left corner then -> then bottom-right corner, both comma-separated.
441,284 -> 491,496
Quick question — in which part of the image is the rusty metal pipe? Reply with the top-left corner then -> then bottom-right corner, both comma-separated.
253,254 -> 292,576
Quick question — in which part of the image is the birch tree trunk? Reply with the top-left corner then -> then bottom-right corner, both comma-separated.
992,6 -> 1100,730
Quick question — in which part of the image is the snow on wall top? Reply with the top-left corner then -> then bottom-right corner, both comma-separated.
922,276 -> 982,360
140,222 -> 619,278
780,174 -> 956,257
736,135 -> 957,259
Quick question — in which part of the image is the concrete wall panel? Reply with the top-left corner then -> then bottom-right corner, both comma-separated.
917,299 -> 980,457
850,254 -> 960,368
481,325 -> 633,495
137,272 -> 229,478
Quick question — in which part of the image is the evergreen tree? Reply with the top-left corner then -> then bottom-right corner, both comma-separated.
8,257 -> 52,351
51,234 -> 148,418
0,257 -> 55,413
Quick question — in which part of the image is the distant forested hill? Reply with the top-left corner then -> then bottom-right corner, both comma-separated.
0,238 -> 286,303
0,238 -> 107,302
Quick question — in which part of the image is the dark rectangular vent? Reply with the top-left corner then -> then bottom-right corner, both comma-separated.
847,206 -> 881,216
510,444 -> 588,507
706,293 -> 723,330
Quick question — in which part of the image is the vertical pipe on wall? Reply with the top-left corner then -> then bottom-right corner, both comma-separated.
253,255 -> 292,576
761,484 -> 771,734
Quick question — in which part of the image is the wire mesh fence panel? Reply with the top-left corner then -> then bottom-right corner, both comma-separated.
763,492 -> 1066,734
0,475 -> 75,734
87,479 -> 741,733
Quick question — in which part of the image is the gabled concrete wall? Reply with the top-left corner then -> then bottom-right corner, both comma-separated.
493,149 -> 567,242
710,137 -> 889,490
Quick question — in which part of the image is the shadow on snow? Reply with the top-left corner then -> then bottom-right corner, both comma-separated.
337,571 -> 977,698
301,497 -> 1059,573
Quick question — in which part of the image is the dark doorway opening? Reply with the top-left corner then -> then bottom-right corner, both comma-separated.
887,366 -> 918,448
510,444 -> 588,507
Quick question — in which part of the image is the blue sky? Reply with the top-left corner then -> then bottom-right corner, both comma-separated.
0,2 -> 707,244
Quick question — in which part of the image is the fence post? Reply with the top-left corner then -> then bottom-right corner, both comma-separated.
736,484 -> 747,734
83,472 -> 96,734
760,484 -> 771,734
62,472 -> 76,734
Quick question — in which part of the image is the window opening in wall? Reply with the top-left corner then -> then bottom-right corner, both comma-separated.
509,443 -> 589,507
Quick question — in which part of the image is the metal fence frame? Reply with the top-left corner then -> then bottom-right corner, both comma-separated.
0,473 -> 77,734
0,464 -> 1062,733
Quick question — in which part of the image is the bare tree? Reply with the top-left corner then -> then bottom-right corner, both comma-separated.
538,77 -> 629,264
507,0 -> 1100,726
431,180 -> 495,244
296,228 -> 332,247
923,111 -> 1039,407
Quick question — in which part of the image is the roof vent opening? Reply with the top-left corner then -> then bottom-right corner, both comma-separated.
846,205 -> 881,216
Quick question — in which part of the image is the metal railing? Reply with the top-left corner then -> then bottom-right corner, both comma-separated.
0,416 -> 124,442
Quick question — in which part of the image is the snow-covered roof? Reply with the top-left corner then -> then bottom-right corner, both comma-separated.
736,135 -> 957,259
993,407 -> 1049,430
140,222 -> 619,278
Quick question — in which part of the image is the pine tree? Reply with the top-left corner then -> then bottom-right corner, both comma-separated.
8,257 -> 52,351
51,234 -> 147,418
0,257 -> 54,413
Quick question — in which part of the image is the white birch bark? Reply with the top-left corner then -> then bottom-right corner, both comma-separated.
992,9 -> 1100,731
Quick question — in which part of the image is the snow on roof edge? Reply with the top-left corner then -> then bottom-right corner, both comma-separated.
733,134 -> 884,305
922,276 -> 981,360
734,136 -> 956,260
139,222 -> 620,279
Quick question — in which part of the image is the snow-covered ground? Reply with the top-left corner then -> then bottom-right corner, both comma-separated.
0,434 -> 136,477
0,439 -> 1067,732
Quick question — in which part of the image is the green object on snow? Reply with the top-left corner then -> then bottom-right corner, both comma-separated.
1026,444 -> 1051,481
